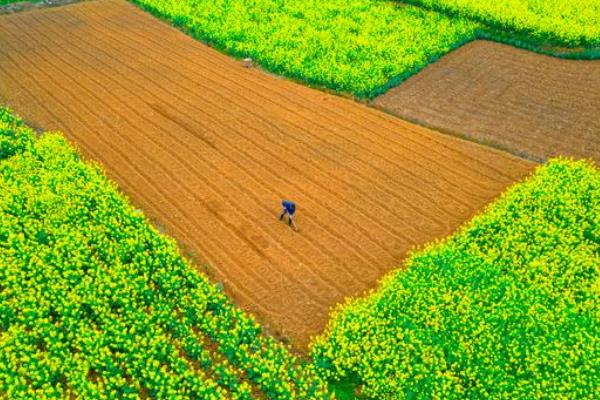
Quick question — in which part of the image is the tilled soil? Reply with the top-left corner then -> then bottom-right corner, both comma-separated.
0,0 -> 534,349
374,40 -> 600,164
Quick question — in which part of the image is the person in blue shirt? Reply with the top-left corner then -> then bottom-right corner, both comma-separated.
279,199 -> 299,231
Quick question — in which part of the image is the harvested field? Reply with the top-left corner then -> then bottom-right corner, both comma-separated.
374,40 -> 600,164
0,0 -> 534,349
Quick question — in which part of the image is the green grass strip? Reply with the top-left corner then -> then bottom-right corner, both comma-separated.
0,0 -> 42,6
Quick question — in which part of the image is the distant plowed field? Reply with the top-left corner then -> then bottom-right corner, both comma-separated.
375,41 -> 600,164
0,0 -> 534,348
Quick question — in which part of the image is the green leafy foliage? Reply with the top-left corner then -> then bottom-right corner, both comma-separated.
0,107 -> 34,161
0,107 -> 331,399
311,159 -> 600,399
0,0 -> 41,6
400,0 -> 600,48
131,0 -> 478,98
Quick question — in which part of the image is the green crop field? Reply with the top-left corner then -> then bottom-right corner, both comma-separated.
401,0 -> 600,48
311,159 -> 600,399
0,108 -> 32,159
132,0 -> 479,98
131,0 -> 600,98
0,108 -> 330,399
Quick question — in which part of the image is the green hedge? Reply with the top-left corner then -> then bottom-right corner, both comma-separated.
0,107 -> 331,399
311,158 -> 599,399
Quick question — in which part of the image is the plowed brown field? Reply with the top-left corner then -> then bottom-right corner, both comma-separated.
374,41 -> 600,164
0,0 -> 534,349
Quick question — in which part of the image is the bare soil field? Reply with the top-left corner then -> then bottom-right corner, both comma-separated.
374,40 -> 600,164
0,0 -> 534,349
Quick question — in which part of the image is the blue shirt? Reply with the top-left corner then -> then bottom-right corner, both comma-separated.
282,200 -> 296,215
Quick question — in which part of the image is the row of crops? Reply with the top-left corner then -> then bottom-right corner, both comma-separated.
401,0 -> 600,48
0,108 -> 331,399
131,0 -> 599,98
311,158 -> 600,399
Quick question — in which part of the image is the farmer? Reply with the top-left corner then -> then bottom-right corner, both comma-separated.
279,199 -> 299,231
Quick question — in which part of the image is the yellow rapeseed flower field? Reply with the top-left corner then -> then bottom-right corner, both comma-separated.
312,158 -> 599,399
0,107 -> 332,399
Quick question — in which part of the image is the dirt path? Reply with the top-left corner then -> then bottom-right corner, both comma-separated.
374,40 -> 600,164
0,0 -> 534,349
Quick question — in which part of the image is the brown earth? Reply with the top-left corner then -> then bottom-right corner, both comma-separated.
374,40 -> 600,164
0,0 -> 534,349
